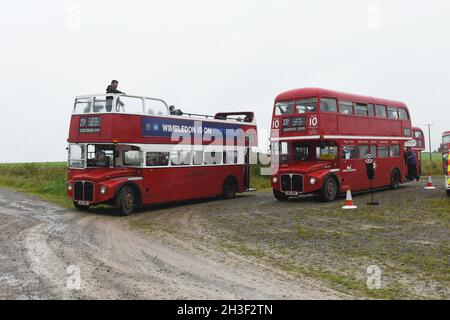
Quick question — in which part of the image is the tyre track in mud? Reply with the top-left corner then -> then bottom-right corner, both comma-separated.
0,188 -> 346,299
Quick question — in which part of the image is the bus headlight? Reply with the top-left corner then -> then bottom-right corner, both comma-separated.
67,183 -> 73,191
309,178 -> 317,185
100,186 -> 108,195
272,177 -> 278,183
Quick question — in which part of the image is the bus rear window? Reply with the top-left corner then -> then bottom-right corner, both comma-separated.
398,108 -> 409,120
274,101 -> 295,115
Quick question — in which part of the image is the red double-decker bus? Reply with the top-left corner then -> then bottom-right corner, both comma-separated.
270,88 -> 414,201
67,93 -> 257,215
411,127 -> 426,176
442,131 -> 450,196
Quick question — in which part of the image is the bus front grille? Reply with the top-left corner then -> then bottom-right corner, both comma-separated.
74,181 -> 94,202
280,174 -> 303,193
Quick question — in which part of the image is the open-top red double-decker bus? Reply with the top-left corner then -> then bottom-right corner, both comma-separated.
67,93 -> 257,215
270,88 -> 414,201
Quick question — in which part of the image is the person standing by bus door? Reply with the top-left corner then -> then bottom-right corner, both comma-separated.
406,147 -> 420,182
106,80 -> 125,111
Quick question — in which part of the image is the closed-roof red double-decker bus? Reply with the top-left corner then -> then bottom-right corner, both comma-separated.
270,88 -> 414,201
411,127 -> 426,176
67,93 -> 257,215
442,131 -> 450,196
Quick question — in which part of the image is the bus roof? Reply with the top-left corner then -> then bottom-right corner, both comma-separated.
275,88 -> 408,109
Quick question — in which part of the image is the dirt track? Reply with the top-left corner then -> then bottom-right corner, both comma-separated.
0,187 -> 345,300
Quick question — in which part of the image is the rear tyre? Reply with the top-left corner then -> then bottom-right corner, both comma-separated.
390,170 -> 400,190
447,190 -> 450,197
73,201 -> 90,211
320,176 -> 338,202
223,177 -> 237,199
115,186 -> 136,216
273,189 -> 288,201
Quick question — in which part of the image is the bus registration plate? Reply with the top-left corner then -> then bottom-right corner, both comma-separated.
77,200 -> 90,206
285,191 -> 298,196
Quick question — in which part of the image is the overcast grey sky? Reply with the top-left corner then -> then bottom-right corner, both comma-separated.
0,0 -> 449,162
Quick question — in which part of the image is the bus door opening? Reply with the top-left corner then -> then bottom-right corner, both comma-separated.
244,137 -> 250,191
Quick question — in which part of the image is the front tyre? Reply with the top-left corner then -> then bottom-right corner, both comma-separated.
223,177 -> 237,199
273,189 -> 288,201
320,176 -> 338,202
73,201 -> 90,211
115,186 -> 136,216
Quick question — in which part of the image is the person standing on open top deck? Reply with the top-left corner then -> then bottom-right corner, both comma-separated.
406,147 -> 420,182
106,80 -> 125,111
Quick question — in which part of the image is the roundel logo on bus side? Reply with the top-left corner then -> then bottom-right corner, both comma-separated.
364,154 -> 374,164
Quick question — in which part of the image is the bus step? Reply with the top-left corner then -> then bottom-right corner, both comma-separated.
244,188 -> 257,193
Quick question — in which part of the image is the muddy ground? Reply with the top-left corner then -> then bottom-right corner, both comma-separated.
0,180 -> 449,300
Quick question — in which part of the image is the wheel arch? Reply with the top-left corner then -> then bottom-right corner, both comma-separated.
114,182 -> 142,207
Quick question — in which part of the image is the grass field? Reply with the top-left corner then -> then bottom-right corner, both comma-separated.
0,153 -> 444,207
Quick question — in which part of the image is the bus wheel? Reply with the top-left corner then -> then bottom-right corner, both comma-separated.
273,189 -> 288,201
390,170 -> 400,189
447,190 -> 450,197
115,186 -> 136,216
320,176 -> 338,202
223,177 -> 237,199
73,201 -> 90,211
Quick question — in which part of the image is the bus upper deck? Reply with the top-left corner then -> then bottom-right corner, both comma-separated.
271,88 -> 412,141
69,94 -> 257,146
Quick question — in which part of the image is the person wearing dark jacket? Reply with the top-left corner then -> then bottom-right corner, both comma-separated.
406,147 -> 420,182
106,80 -> 125,111
106,80 -> 125,94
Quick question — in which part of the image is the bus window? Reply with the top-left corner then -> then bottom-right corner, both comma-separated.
68,144 -> 86,168
379,146 -> 389,158
320,98 -> 337,113
339,101 -> 353,115
146,152 -> 169,166
370,145 -> 377,158
398,108 -> 409,120
414,131 -> 423,138
296,98 -> 317,113
357,145 -> 370,159
387,107 -> 399,119
117,96 -> 144,114
354,103 -> 368,116
274,101 -> 295,115
280,142 -> 290,163
316,143 -> 338,161
342,146 -> 357,160
224,150 -> 239,164
390,145 -> 400,157
193,151 -> 203,165
368,104 -> 375,117
123,150 -> 141,166
205,151 -> 222,165
404,128 -> 412,137
293,142 -> 310,161
375,105 -> 387,118
171,150 -> 192,166
74,98 -> 93,114
87,145 -> 114,167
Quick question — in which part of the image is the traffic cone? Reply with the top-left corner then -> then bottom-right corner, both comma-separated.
342,188 -> 357,210
424,173 -> 436,190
